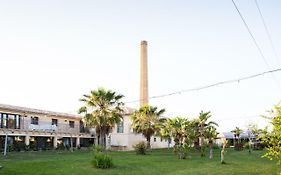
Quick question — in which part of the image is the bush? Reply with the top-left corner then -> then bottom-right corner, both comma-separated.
173,144 -> 190,159
92,153 -> 113,169
133,141 -> 147,155
213,143 -> 220,150
234,143 -> 243,151
253,142 -> 265,150
244,142 -> 251,149
93,145 -> 104,153
25,144 -> 30,151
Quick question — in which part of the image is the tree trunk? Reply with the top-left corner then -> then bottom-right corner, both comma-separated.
200,125 -> 205,157
146,136 -> 151,149
221,149 -> 225,164
99,130 -> 106,149
209,141 -> 213,159
200,136 -> 205,157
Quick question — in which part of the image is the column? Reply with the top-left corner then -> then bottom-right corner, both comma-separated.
76,137 -> 80,148
25,135 -> 30,146
53,136 -> 57,148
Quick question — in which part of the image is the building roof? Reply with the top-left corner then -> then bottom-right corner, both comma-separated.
0,103 -> 136,119
0,103 -> 81,119
222,131 -> 255,139
123,106 -> 136,115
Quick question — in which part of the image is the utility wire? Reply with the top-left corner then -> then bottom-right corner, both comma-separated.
125,68 -> 281,104
254,0 -> 281,67
231,0 -> 270,68
231,0 -> 281,90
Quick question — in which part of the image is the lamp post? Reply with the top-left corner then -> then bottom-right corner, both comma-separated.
3,132 -> 8,156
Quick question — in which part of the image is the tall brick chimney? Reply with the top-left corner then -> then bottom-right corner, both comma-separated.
140,40 -> 148,107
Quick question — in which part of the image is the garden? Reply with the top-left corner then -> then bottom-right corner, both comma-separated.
0,148 -> 280,175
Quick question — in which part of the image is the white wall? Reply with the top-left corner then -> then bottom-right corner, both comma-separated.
110,114 -> 174,150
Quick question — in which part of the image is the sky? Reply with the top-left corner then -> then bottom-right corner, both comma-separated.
0,0 -> 281,132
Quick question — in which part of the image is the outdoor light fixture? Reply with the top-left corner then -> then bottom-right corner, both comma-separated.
30,137 -> 35,142
47,138 -> 51,142
57,140 -> 62,144
15,136 -> 22,142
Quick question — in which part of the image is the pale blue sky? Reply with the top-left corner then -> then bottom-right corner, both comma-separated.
0,0 -> 281,131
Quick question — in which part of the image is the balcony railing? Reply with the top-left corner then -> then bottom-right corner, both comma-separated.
28,124 -> 57,131
0,119 -> 95,136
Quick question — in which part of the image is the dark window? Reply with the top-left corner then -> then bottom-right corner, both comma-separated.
69,121 -> 74,128
80,120 -> 85,133
1,113 -> 21,129
52,119 -> 58,126
31,117 -> 39,125
154,137 -> 157,142
117,119 -> 124,133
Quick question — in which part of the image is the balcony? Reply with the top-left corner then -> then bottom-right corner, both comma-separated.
28,124 -> 57,132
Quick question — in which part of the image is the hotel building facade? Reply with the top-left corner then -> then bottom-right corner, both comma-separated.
0,103 -> 94,151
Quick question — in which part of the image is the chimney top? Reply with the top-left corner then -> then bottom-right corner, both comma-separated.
141,40 -> 147,45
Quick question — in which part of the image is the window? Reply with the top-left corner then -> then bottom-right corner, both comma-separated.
154,137 -> 157,142
160,138 -> 163,142
52,119 -> 58,126
31,117 -> 39,125
7,114 -> 15,129
69,121 -> 74,128
80,120 -> 85,133
1,113 -> 21,129
117,119 -> 124,133
15,115 -> 21,129
1,113 -> 7,128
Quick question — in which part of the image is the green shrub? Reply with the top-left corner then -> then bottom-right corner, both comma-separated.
213,143 -> 220,149
234,143 -> 243,151
25,144 -> 30,151
92,153 -> 113,169
92,145 -> 104,153
173,144 -> 190,159
133,141 -> 147,155
253,142 -> 265,150
244,142 -> 251,149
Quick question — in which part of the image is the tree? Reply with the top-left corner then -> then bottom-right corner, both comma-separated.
78,88 -> 124,148
197,111 -> 218,157
231,126 -> 243,150
165,117 -> 189,146
205,126 -> 218,159
131,105 -> 165,149
221,138 -> 228,164
261,103 -> 281,167
160,117 -> 192,159
247,123 -> 263,153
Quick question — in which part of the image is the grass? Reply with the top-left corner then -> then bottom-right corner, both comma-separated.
0,148 -> 280,175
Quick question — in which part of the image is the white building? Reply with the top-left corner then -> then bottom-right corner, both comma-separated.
109,107 -> 173,150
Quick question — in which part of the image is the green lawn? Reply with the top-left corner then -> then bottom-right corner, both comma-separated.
0,149 -> 280,175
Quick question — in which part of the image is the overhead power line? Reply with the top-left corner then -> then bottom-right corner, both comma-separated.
231,0 -> 270,68
125,68 -> 281,104
254,0 -> 281,67
231,0 -> 281,90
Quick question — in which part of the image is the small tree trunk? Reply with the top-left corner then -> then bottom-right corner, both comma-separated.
221,150 -> 225,164
146,136 -> 151,149
209,141 -> 213,159
100,130 -> 106,149
200,137 -> 205,157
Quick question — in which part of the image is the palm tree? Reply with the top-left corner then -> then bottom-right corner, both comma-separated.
78,88 -> 124,148
165,117 -> 189,146
231,127 -> 243,145
160,117 -> 190,159
131,105 -> 165,149
197,111 -> 218,157
205,126 -> 218,159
